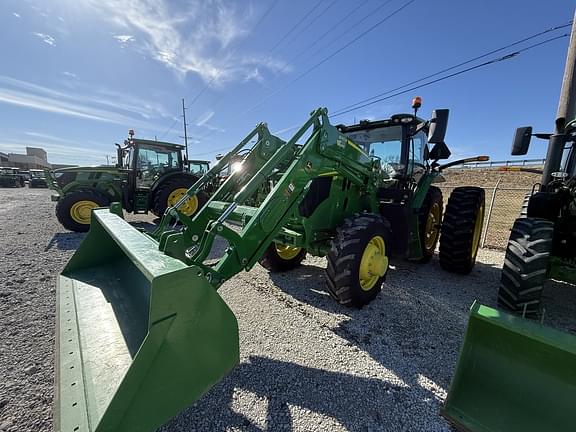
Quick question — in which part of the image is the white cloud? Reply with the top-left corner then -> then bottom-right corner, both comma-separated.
83,0 -> 289,84
62,71 -> 78,80
0,75 -> 168,128
195,110 -> 215,127
113,34 -> 135,46
13,12 -> 21,18
33,32 -> 56,46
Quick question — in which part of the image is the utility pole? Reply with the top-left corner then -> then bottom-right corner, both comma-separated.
542,10 -> 576,186
181,98 -> 189,162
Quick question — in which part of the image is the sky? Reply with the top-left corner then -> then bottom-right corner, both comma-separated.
0,0 -> 575,166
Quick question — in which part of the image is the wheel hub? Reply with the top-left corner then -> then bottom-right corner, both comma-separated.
70,200 -> 99,224
167,188 -> 199,216
359,236 -> 388,291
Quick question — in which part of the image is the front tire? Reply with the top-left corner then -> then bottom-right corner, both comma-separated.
497,217 -> 553,316
325,214 -> 391,308
55,190 -> 110,232
439,186 -> 485,274
152,177 -> 207,217
259,243 -> 307,272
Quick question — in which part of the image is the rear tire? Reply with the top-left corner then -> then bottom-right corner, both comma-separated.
439,187 -> 485,274
325,213 -> 391,308
259,243 -> 307,272
417,186 -> 443,263
497,217 -> 553,317
55,190 -> 110,232
152,177 -> 207,217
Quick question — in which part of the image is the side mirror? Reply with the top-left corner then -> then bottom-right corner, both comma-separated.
428,109 -> 449,144
511,126 -> 532,155
428,142 -> 451,160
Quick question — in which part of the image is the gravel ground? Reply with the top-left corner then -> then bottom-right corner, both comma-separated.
1,187 -> 575,432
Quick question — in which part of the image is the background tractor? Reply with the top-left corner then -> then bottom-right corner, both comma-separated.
54,102 -> 488,432
0,167 -> 25,187
442,16 -> 576,432
28,169 -> 48,188
47,131 -> 211,232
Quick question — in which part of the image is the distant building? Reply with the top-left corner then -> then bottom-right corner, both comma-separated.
1,146 -> 78,170
26,147 -> 48,163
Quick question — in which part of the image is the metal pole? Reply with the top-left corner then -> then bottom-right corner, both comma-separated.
182,98 -> 189,161
481,177 -> 502,248
542,11 -> 576,187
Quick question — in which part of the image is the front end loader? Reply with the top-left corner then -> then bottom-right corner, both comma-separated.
55,105 -> 487,432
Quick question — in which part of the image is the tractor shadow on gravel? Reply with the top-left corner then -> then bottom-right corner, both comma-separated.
163,355 -> 411,432
267,255 -> 576,415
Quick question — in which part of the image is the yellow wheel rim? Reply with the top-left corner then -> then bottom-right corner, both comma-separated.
70,200 -> 99,224
275,244 -> 302,260
424,202 -> 441,251
359,235 -> 388,291
471,203 -> 485,258
168,188 -> 199,216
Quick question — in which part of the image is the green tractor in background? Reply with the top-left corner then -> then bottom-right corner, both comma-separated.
497,124 -> 576,315
29,169 -> 48,188
442,18 -> 576,432
47,131 -> 211,232
53,101 -> 490,432
0,167 -> 25,187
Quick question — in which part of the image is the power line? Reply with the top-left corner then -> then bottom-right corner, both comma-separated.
334,20 -> 574,115
285,0 -> 371,67
280,0 -> 341,51
243,0 -> 416,115
265,0 -> 328,56
331,33 -> 570,117
297,0 -> 395,67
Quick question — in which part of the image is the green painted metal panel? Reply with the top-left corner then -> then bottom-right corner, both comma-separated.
442,302 -> 576,432
55,209 -> 239,432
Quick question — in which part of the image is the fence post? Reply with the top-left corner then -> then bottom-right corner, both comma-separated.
481,178 -> 502,248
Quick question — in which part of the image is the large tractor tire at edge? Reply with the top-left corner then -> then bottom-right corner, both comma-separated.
55,189 -> 111,232
439,186 -> 485,274
325,213 -> 391,308
417,186 -> 443,263
497,217 -> 554,317
152,177 -> 208,217
259,243 -> 307,272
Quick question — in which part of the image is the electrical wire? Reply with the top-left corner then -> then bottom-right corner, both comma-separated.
330,32 -> 570,118
242,0 -> 416,115
334,21 -> 574,115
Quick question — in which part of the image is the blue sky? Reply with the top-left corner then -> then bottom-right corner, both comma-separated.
0,0 -> 574,165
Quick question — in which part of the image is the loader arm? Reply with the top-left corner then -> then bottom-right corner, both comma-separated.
156,107 -> 377,283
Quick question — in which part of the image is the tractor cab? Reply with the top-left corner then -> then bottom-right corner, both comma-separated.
338,114 -> 429,182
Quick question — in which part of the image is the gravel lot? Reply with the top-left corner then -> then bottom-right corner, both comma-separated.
1,187 -> 575,432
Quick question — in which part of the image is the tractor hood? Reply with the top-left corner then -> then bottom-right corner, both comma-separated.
53,166 -> 122,174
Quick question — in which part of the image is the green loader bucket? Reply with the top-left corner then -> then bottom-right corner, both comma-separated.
442,302 -> 576,432
54,209 -> 239,432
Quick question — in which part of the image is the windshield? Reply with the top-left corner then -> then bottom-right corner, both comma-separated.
345,125 -> 403,176
30,170 -> 45,178
189,162 -> 209,175
0,168 -> 17,175
136,144 -> 182,187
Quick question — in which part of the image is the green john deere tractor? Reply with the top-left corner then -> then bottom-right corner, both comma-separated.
442,18 -> 576,432
47,131 -> 211,232
54,103 -> 488,432
0,167 -> 25,187
28,169 -> 48,188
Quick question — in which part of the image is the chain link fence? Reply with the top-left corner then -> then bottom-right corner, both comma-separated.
438,182 -> 531,250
